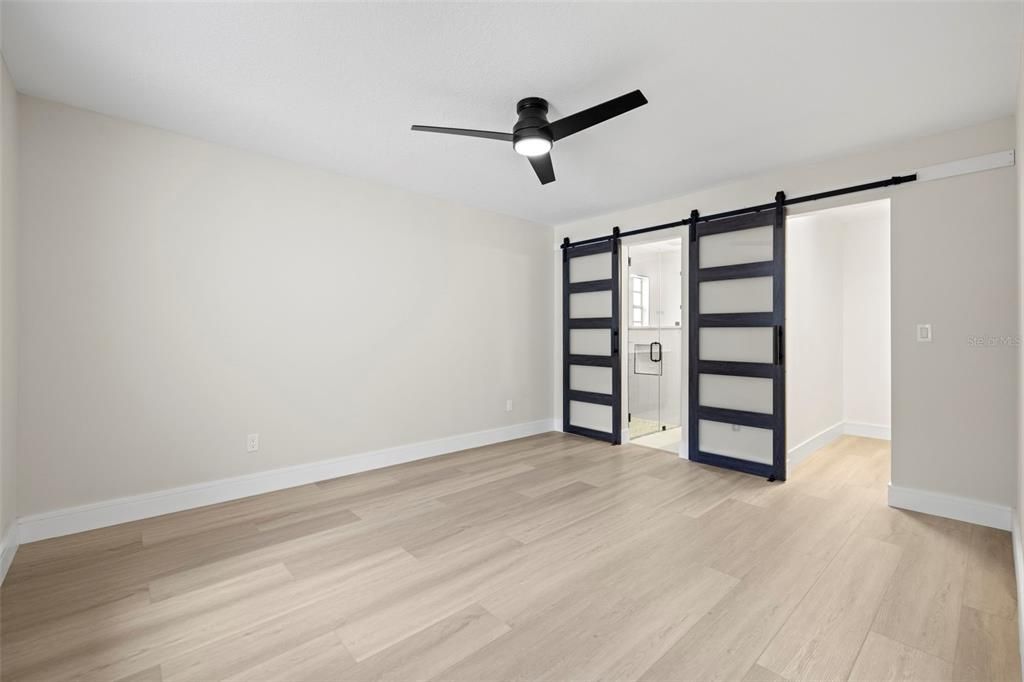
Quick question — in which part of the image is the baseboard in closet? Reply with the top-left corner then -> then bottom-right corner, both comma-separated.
844,421 -> 891,440
787,422 -> 845,468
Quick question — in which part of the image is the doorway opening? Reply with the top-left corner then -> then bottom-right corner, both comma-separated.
626,237 -> 683,454
786,198 -> 891,467
618,198 -> 890,475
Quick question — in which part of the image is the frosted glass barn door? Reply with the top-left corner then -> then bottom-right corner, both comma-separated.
688,195 -> 787,480
562,238 -> 621,444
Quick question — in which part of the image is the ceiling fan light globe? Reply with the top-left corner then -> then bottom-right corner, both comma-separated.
513,137 -> 552,157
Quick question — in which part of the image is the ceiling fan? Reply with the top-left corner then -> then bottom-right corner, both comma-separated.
411,90 -> 648,185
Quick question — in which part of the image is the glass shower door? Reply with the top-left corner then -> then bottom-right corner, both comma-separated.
628,260 -> 663,440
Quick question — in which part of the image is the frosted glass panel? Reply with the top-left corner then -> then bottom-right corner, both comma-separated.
569,253 -> 611,283
699,419 -> 773,464
700,374 -> 773,414
570,329 -> 610,356
570,365 -> 612,394
700,277 -> 773,314
700,327 -> 774,363
570,400 -> 612,432
699,225 -> 773,268
569,290 -> 612,318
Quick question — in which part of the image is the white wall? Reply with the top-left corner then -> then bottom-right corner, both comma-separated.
0,52 -> 17,542
786,213 -> 845,449
786,200 -> 891,454
556,116 -> 1018,512
17,96 -> 553,517
841,202 -> 891,431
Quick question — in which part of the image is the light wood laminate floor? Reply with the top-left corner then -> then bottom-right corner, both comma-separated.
1,433 -> 1019,681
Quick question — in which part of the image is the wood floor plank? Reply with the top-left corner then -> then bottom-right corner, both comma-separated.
1,432 -> 1017,682
2,505 -> 362,632
963,525 -> 1018,619
757,533 -> 903,681
220,631 -> 355,682
475,500 -> 704,624
868,508 -> 971,662
440,562 -> 737,681
3,523 -> 144,584
335,536 -> 522,661
638,485 -> 874,682
3,563 -> 296,680
158,575 -> 369,682
741,663 -> 788,682
539,563 -> 739,681
849,631 -> 953,682
114,665 -> 164,682
952,605 -> 1022,681
347,604 -> 510,682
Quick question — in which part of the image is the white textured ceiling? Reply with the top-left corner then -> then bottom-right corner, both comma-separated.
4,2 -> 1020,225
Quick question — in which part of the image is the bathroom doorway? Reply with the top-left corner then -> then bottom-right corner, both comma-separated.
626,237 -> 683,454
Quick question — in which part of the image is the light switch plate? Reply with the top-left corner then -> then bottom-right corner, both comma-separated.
916,324 -> 932,343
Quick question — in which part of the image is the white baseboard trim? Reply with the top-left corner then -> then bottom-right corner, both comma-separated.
1012,513 -> 1024,677
888,483 -> 1012,531
18,419 -> 557,544
0,522 -> 19,585
788,422 -> 845,468
844,422 -> 891,440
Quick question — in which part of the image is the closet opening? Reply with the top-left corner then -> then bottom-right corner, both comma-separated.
786,198 -> 892,467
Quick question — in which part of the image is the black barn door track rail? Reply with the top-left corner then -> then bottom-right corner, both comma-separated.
560,174 -> 916,251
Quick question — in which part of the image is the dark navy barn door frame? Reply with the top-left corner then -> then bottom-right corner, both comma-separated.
688,193 -> 787,481
559,174 -> 917,460
561,231 -> 622,444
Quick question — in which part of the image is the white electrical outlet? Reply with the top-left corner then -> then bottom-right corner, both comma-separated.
916,324 -> 932,343
506,399 -> 513,413
247,433 -> 260,452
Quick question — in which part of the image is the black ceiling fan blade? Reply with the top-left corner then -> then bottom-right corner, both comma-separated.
528,153 -> 555,185
410,125 -> 513,142
545,90 -> 648,142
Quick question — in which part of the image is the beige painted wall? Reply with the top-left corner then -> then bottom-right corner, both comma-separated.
0,55 -> 16,538
1017,39 -> 1024,538
556,117 -> 1018,509
17,96 -> 553,517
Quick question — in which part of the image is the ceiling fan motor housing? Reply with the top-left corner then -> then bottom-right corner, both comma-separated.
411,89 -> 646,183
513,97 -> 553,148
